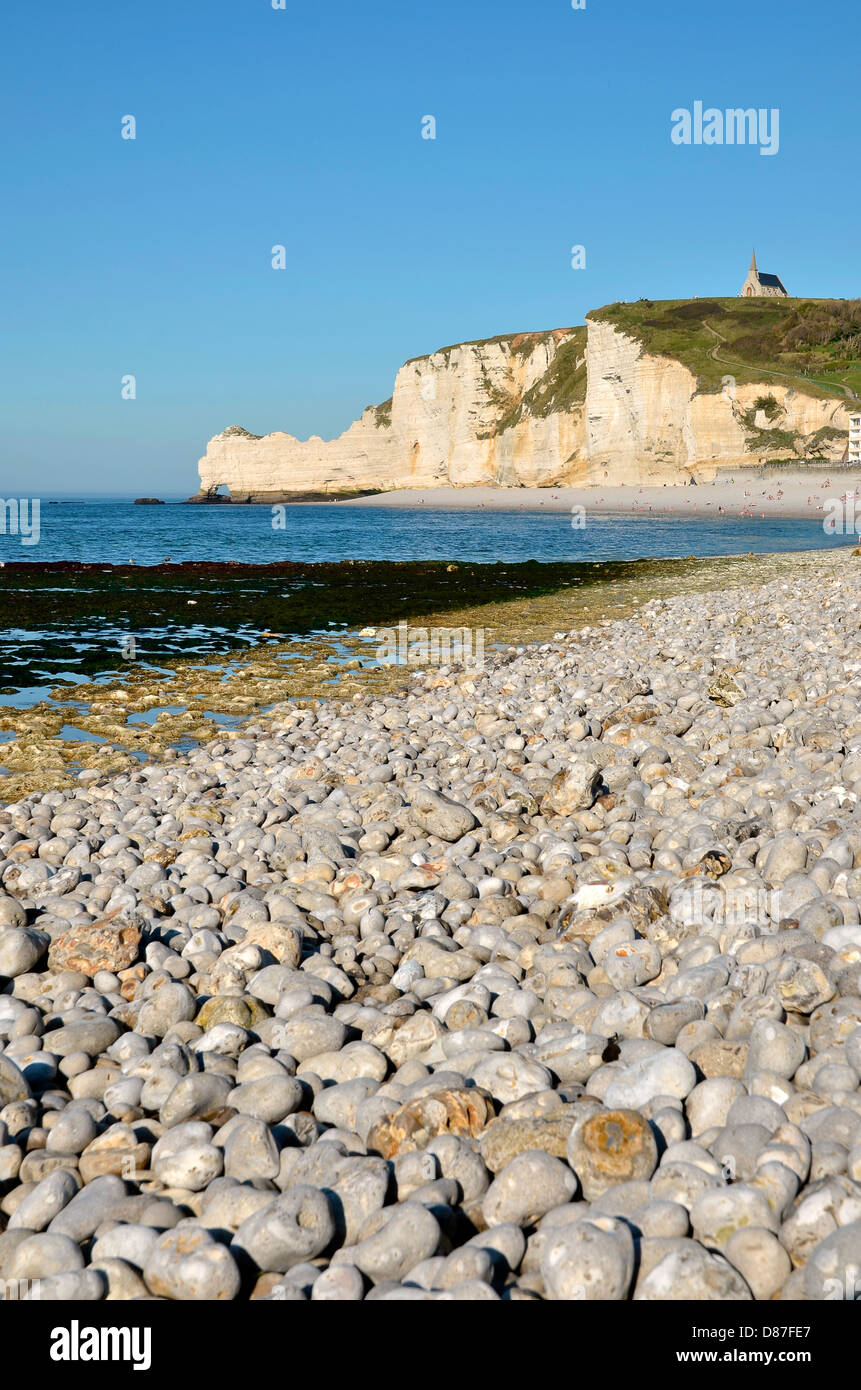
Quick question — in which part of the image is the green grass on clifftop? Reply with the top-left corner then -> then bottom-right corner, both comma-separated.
590,298 -> 861,403
359,300 -> 860,441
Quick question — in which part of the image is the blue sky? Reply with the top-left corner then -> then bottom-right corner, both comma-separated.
1,0 -> 858,495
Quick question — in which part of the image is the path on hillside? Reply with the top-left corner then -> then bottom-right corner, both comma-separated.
702,320 -> 858,402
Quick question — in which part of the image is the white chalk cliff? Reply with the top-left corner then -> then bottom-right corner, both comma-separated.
195,317 -> 851,498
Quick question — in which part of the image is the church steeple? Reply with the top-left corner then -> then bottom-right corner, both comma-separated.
740,248 -> 788,298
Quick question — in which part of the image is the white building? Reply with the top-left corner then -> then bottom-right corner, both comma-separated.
851,413 -> 861,465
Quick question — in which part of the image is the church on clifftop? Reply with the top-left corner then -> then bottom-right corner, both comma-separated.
740,250 -> 789,298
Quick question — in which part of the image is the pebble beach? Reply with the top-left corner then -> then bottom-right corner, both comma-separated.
3,552 -> 861,1302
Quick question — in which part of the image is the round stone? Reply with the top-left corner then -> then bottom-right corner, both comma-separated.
541,1216 -> 635,1301
602,1049 -> 696,1110
228,1074 -> 303,1124
634,1242 -> 753,1300
482,1151 -> 577,1227
0,929 -> 47,978
5,1232 -> 85,1281
690,1185 -> 780,1249
724,1227 -> 792,1301
802,1220 -> 861,1300
351,1202 -> 441,1283
232,1186 -> 336,1273
567,1108 -> 658,1200
8,1168 -> 79,1232
143,1227 -> 241,1300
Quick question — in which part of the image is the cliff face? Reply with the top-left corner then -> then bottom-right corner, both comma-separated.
581,320 -> 850,484
196,315 -> 851,498
197,328 -> 587,500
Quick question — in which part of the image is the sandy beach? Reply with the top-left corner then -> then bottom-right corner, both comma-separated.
347,470 -> 861,523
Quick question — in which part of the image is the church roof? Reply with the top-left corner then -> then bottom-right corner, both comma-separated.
756,271 -> 786,289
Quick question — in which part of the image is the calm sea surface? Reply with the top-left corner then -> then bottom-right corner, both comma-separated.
0,500 -> 852,565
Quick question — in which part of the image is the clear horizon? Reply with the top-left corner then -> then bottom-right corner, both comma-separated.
2,0 -> 859,495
